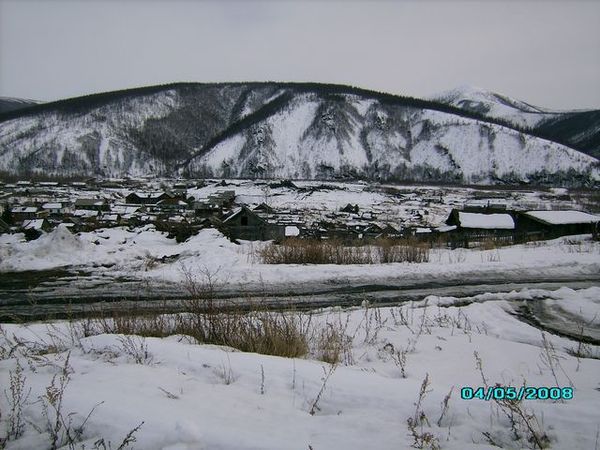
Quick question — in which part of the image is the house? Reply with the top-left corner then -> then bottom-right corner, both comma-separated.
0,217 -> 9,233
125,192 -> 172,205
10,206 -> 40,222
41,202 -> 72,216
22,218 -> 52,232
193,191 -> 236,217
516,210 -> 600,238
446,209 -> 515,232
444,209 -> 516,247
341,203 -> 359,214
97,213 -> 122,227
253,203 -> 274,214
74,198 -> 110,211
207,191 -> 236,208
221,206 -> 283,241
155,198 -> 189,213
193,201 -> 223,218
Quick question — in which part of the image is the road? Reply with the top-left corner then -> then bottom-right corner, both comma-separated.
1,268 -> 599,346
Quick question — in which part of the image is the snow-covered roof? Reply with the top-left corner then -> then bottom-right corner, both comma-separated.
458,212 -> 514,229
112,205 -> 140,215
42,202 -> 63,209
435,225 -> 457,233
22,219 -> 46,230
99,214 -> 119,221
75,198 -> 105,206
524,210 -> 600,225
285,226 -> 300,237
11,206 -> 38,213
128,191 -> 167,199
73,209 -> 98,218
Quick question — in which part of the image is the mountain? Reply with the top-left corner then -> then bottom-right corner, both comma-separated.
431,85 -> 558,128
0,82 -> 598,187
0,97 -> 40,114
432,86 -> 600,159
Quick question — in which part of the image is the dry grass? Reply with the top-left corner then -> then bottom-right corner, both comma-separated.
259,238 -> 429,264
82,305 -> 311,359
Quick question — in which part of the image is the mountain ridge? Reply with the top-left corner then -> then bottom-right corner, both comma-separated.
0,82 -> 598,186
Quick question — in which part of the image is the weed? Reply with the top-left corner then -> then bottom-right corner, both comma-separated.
214,352 -> 237,385
309,363 -> 337,416
4,360 -> 30,440
406,373 -> 440,449
117,335 -> 152,365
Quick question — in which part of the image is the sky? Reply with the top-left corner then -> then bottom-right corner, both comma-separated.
0,0 -> 599,110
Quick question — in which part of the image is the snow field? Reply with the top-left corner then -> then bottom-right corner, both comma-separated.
1,287 -> 599,449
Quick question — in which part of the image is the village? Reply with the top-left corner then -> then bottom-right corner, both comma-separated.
1,178 -> 598,249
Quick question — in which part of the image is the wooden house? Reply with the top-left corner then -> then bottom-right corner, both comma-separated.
155,198 -> 189,213
41,202 -> 72,216
221,206 -> 283,241
22,218 -> 52,233
125,192 -> 172,205
208,191 -> 236,208
444,209 -> 516,247
340,203 -> 359,214
0,217 -> 9,233
446,209 -> 515,232
515,210 -> 600,239
74,198 -> 110,212
10,206 -> 40,222
253,203 -> 274,214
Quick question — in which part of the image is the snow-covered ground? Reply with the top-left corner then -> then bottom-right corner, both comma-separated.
1,226 -> 598,292
1,287 -> 599,449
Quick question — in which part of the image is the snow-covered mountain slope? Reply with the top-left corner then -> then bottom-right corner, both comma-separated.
431,85 -> 559,128
432,85 -> 600,159
0,82 -> 598,186
0,96 -> 40,114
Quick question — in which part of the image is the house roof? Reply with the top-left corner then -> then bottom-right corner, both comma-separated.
75,198 -> 105,206
11,206 -> 38,213
524,210 -> 600,225
285,226 -> 300,237
223,206 -> 264,224
42,202 -> 63,209
127,191 -> 170,199
436,225 -> 457,233
458,212 -> 515,229
22,219 -> 46,230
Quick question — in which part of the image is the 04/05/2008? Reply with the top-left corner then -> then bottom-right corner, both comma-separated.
460,386 -> 573,401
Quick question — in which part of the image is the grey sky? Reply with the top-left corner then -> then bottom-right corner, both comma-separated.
0,0 -> 598,110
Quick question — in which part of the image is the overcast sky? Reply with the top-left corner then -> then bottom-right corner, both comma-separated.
1,0 -> 598,110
